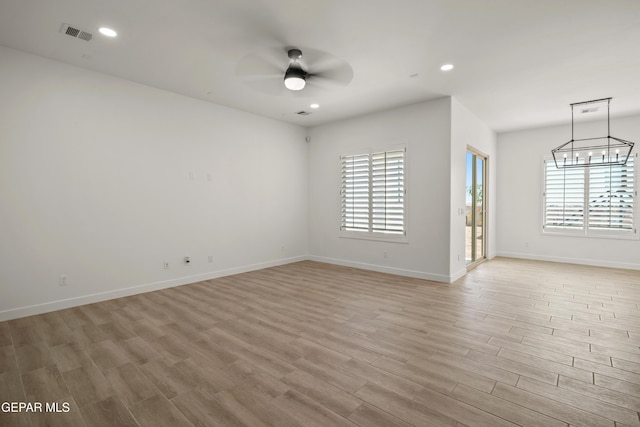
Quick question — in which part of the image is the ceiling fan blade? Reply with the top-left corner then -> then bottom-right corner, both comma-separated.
306,75 -> 344,91
303,52 -> 341,72
235,47 -> 287,78
240,75 -> 287,96
299,47 -> 354,87
309,62 -> 354,87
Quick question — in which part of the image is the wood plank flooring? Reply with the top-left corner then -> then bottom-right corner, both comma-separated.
1,257 -> 639,426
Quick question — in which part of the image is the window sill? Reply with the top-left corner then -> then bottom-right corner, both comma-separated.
542,228 -> 638,241
339,230 -> 408,243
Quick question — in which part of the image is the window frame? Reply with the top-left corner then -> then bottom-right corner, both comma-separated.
339,145 -> 408,243
542,152 -> 638,240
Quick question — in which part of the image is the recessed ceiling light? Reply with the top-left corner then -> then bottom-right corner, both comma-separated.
440,64 -> 454,71
310,103 -> 320,109
98,27 -> 117,37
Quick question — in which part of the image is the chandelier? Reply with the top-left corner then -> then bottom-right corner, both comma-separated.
551,98 -> 634,168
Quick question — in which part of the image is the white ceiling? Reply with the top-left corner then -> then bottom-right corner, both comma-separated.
1,0 -> 639,132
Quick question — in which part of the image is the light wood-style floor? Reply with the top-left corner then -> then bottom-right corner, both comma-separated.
1,258 -> 640,426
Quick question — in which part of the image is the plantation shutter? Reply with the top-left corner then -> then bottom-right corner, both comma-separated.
341,153 -> 370,231
544,159 -> 585,229
340,148 -> 406,236
588,154 -> 635,230
372,149 -> 405,234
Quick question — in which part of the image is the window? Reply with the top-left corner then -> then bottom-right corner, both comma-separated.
340,147 -> 406,239
543,152 -> 637,238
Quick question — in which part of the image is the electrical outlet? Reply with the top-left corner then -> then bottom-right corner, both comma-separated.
59,275 -> 68,286
163,262 -> 169,270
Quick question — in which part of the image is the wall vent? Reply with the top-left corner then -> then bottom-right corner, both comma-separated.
61,24 -> 93,42
580,107 -> 599,114
296,111 -> 311,116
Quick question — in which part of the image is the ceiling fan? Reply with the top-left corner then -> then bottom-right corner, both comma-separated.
236,46 -> 353,96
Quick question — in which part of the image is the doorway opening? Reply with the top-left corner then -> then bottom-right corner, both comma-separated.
466,148 -> 487,267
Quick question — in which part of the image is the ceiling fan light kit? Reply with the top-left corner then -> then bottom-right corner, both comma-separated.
284,48 -> 306,91
284,63 -> 306,90
551,98 -> 635,169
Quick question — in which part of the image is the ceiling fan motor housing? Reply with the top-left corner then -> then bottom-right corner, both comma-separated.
287,48 -> 303,60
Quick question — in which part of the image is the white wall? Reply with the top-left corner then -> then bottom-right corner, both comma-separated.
450,99 -> 497,278
0,46 -> 309,320
496,115 -> 640,269
307,98 -> 456,282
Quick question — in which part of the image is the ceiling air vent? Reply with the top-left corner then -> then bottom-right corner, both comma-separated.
296,111 -> 311,116
61,24 -> 93,42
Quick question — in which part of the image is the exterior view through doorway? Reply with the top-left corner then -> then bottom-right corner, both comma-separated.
466,148 -> 487,267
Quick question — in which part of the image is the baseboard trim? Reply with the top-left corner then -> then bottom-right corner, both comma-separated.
0,256 -> 307,322
0,254 -> 482,321
308,255 -> 454,283
495,251 -> 640,271
450,267 -> 468,283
